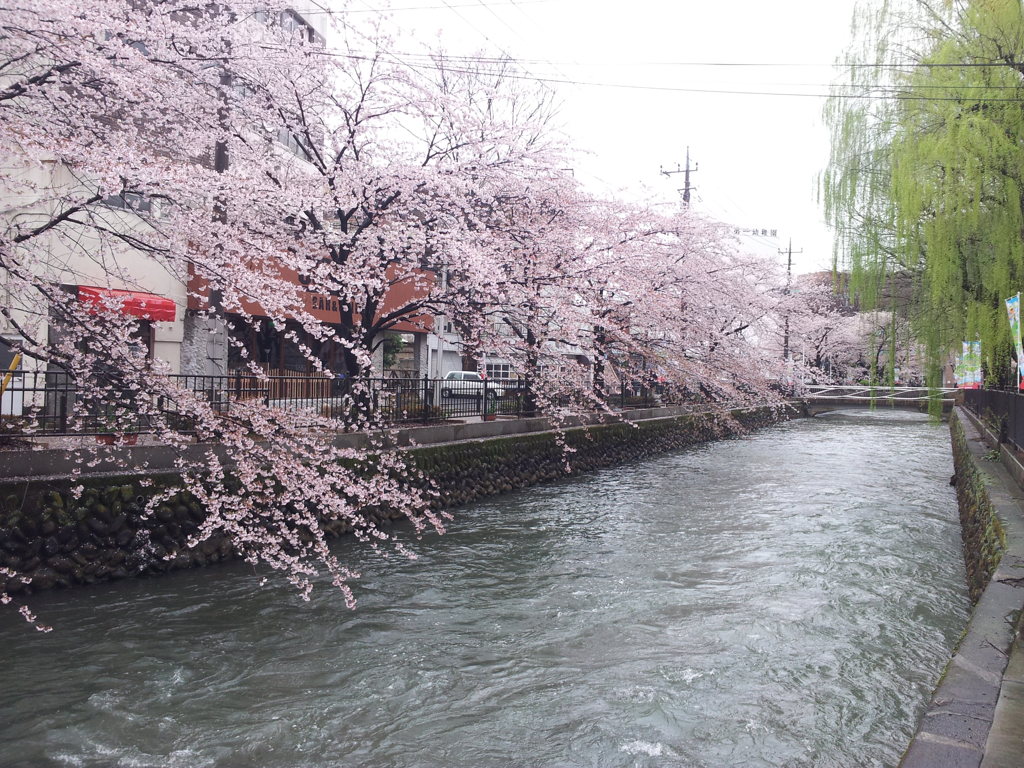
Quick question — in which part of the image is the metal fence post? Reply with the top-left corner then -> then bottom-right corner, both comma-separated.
59,390 -> 68,434
1010,390 -> 1017,447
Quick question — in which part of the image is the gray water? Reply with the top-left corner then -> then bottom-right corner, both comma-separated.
0,410 -> 969,768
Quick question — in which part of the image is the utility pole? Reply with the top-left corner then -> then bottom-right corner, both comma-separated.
197,16 -> 234,378
660,147 -> 698,204
779,239 -> 803,362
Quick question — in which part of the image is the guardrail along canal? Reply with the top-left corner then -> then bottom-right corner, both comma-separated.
0,410 -> 969,767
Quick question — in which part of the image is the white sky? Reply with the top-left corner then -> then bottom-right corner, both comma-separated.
336,0 -> 862,273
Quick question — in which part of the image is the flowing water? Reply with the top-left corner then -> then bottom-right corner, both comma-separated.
0,410 -> 970,768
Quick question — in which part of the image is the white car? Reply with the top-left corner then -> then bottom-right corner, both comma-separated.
439,371 -> 505,399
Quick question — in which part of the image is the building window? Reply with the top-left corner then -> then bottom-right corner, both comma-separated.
131,320 -> 155,359
101,191 -> 152,215
255,9 -> 322,45
486,363 -> 513,380
280,10 -> 317,43
276,127 -> 314,161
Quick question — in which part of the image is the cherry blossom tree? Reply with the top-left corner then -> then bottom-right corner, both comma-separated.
0,1 -> 457,625
569,203 -> 785,408
457,172 -> 787,416
776,274 -> 862,384
0,0 -> 788,631
777,273 -> 923,386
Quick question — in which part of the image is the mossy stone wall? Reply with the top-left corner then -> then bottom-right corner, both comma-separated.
412,409 -> 775,508
0,407 -> 784,596
949,416 -> 1007,603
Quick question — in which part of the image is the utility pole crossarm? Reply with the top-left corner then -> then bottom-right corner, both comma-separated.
659,146 -> 698,205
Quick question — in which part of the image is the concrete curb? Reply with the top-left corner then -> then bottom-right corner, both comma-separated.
0,404 -> 776,483
900,408 -> 1024,768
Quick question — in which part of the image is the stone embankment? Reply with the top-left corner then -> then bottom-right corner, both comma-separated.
900,407 -> 1024,768
0,405 -> 789,597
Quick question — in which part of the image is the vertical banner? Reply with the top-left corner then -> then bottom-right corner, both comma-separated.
1007,293 -> 1024,389
959,341 -> 981,389
954,348 -> 964,388
958,342 -> 966,391
969,340 -> 983,388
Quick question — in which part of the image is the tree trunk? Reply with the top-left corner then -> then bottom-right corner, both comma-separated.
592,327 -> 608,401
522,329 -> 539,418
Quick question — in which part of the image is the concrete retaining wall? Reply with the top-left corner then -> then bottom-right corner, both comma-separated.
900,408 -> 1024,768
950,416 -> 1007,604
0,405 -> 713,483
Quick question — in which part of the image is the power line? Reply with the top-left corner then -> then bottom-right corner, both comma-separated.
472,0 -> 526,39
417,55 -> 1024,70
284,0 -> 554,13
257,30 -> 1024,72
432,0 -> 557,96
346,53 -> 1024,91
300,0 -> 573,101
243,20 -> 1024,103
296,51 -> 1024,101
470,0 -> 579,88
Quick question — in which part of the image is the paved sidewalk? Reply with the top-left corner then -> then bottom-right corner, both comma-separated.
901,408 -> 1024,768
983,629 -> 1024,768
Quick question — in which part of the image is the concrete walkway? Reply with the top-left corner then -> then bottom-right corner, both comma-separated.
901,408 -> 1024,768
0,403 -> 729,483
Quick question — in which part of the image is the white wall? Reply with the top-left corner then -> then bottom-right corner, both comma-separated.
0,155 -> 188,372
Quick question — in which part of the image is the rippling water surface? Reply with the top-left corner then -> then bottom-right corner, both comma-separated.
0,410 -> 969,767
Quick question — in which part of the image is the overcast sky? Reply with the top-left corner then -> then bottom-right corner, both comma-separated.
338,0 -> 863,273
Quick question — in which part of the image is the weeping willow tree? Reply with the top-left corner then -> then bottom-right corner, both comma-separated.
824,0 -> 1024,393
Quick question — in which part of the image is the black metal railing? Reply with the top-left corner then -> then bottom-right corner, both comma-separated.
0,369 -> 169,437
961,388 -> 1024,452
0,369 -> 76,434
0,370 -> 670,438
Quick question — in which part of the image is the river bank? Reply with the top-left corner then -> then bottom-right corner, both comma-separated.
0,404 -> 792,596
899,407 -> 1024,768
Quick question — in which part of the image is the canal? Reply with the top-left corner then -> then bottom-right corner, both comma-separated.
0,410 -> 969,767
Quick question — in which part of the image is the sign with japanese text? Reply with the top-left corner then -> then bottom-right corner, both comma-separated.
1007,293 -> 1024,389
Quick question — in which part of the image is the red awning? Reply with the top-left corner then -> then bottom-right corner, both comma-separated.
78,286 -> 177,322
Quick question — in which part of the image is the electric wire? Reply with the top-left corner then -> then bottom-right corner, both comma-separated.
266,5 -> 1024,101
469,0 -> 579,88
263,3 -> 1024,73
291,0 -> 553,12
297,50 -> 1024,101
343,54 -> 1024,91
432,0 -> 560,98
241,38 -> 1024,103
